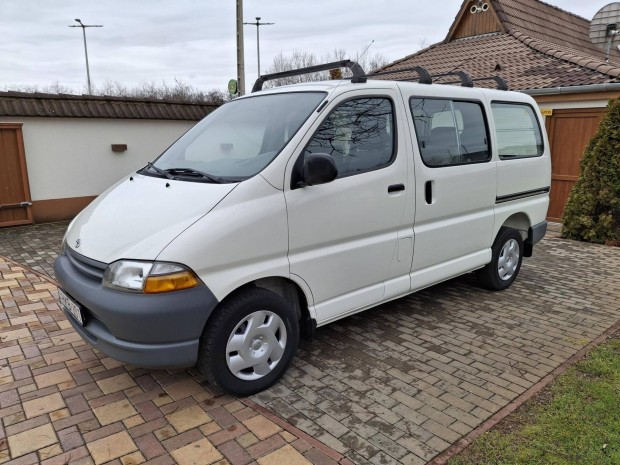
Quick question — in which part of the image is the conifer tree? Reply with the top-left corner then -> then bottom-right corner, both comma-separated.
562,98 -> 620,245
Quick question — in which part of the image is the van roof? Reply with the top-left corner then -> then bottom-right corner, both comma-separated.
249,78 -> 533,103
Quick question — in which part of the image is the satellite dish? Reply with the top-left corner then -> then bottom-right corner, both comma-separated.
590,3 -> 620,62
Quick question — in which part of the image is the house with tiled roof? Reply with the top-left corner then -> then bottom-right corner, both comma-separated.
376,0 -> 620,221
0,92 -> 217,226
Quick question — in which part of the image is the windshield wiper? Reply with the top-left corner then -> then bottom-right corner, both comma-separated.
145,162 -> 174,179
164,168 -> 224,184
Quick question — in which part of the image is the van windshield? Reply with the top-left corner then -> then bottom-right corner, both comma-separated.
150,92 -> 326,182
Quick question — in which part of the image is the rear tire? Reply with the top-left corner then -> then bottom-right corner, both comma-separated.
197,288 -> 299,396
477,227 -> 524,291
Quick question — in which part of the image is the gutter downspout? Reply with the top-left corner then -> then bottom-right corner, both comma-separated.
521,82 -> 620,96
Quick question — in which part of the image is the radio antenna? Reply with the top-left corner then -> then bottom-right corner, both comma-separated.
357,40 -> 375,64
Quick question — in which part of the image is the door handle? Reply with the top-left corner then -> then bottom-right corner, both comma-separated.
388,184 -> 405,193
425,181 -> 433,204
0,201 -> 32,209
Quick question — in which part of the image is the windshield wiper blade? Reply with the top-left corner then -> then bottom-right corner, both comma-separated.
164,168 -> 224,184
145,162 -> 174,179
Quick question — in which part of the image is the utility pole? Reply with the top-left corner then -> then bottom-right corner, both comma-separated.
243,17 -> 274,77
236,0 -> 246,96
69,19 -> 102,94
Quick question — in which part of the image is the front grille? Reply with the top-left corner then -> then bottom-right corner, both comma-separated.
66,246 -> 107,281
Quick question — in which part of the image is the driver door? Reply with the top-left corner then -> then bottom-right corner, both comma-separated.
285,89 -> 411,324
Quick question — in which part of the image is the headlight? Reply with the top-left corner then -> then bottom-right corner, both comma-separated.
103,261 -> 201,294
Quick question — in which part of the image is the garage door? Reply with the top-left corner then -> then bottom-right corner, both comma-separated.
545,108 -> 606,222
0,124 -> 33,227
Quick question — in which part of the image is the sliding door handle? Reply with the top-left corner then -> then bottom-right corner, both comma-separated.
388,184 -> 405,193
425,181 -> 433,204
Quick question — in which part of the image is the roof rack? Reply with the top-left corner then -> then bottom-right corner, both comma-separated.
472,76 -> 509,91
366,66 -> 433,84
369,66 -> 509,90
251,61 -> 508,92
251,60 -> 367,92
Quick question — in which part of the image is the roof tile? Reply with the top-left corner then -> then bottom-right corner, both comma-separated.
0,92 -> 218,120
378,0 -> 620,91
374,33 -> 619,90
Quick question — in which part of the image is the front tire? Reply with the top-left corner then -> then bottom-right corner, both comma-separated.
197,288 -> 299,396
477,227 -> 524,291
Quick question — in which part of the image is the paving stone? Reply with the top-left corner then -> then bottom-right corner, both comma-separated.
8,423 -> 58,458
162,379 -> 203,401
167,404 -> 212,433
34,368 -> 72,389
93,399 -> 138,426
247,433 -> 287,459
23,392 -> 65,419
96,374 -> 137,395
242,415 -> 281,440
87,431 -> 137,465
134,433 -> 167,460
257,444 -> 312,465
57,427 -> 85,451
218,439 -> 253,465
236,432 -> 260,448
170,437 -> 222,465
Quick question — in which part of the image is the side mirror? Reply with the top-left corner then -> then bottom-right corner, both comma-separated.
301,153 -> 338,186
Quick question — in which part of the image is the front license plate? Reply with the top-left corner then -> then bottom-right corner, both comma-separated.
59,289 -> 83,326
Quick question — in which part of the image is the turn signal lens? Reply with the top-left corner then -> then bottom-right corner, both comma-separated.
144,271 -> 199,294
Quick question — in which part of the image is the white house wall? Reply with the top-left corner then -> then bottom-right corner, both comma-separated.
0,116 -> 196,222
0,117 -> 194,201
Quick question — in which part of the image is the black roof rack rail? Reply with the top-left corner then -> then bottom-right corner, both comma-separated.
252,60 -> 367,92
368,66 -> 433,84
471,76 -> 509,91
370,65 -> 509,90
431,71 -> 474,88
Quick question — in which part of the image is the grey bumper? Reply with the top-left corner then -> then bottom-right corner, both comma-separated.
529,221 -> 548,245
524,221 -> 547,257
54,251 -> 218,369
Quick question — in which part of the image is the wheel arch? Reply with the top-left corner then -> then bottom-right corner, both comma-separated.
498,212 -> 531,240
206,275 -> 316,341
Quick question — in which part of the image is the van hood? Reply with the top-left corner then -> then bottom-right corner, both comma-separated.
65,174 -> 237,264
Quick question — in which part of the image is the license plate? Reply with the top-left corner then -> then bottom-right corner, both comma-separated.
59,289 -> 83,326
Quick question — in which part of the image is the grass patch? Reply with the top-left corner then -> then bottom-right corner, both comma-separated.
450,337 -> 620,465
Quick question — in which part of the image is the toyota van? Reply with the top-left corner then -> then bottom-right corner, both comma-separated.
55,61 -> 551,395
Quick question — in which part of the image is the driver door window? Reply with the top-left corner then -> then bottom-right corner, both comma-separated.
304,98 -> 395,178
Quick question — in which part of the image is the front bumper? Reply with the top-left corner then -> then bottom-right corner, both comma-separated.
54,247 -> 219,369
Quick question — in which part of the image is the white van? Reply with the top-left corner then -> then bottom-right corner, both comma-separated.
55,61 -> 551,395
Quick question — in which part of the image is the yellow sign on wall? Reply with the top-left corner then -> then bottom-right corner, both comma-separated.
540,108 -> 553,116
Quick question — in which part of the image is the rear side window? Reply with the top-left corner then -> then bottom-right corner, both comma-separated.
304,98 -> 395,178
491,103 -> 544,159
410,98 -> 490,167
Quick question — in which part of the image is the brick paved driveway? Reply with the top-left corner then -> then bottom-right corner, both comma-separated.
1,222 -> 620,465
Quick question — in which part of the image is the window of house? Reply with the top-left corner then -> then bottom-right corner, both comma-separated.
491,102 -> 544,159
410,98 -> 490,167
303,98 -> 395,178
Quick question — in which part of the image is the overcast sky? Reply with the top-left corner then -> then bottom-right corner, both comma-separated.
0,0 -> 611,95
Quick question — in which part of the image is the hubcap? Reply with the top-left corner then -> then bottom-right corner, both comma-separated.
498,238 -> 520,281
226,310 -> 287,381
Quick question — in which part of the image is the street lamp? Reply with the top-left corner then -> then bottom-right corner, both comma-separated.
69,19 -> 103,94
243,17 -> 274,77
